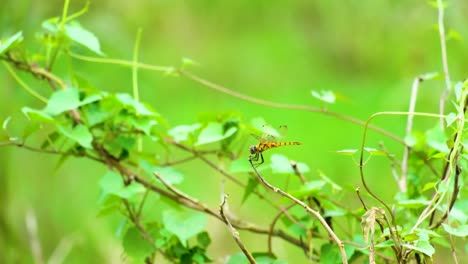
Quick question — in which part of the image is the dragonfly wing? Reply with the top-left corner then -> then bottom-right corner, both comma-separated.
277,125 -> 289,139
250,133 -> 262,141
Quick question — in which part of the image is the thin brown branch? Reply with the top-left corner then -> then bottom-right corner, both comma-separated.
154,172 -> 199,202
268,202 -> 304,257
249,158 -> 348,264
448,234 -> 459,264
1,141 -> 104,162
220,195 -> 256,264
437,0 -> 452,127
401,77 -> 423,192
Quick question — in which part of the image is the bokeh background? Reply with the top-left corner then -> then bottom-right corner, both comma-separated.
1,0 -> 467,263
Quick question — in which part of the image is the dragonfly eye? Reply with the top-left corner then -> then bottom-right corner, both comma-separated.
249,145 -> 257,154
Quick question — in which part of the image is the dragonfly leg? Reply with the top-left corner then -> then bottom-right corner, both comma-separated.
253,153 -> 264,168
250,152 -> 259,162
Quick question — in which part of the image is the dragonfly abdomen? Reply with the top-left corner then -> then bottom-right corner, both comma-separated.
257,141 -> 301,152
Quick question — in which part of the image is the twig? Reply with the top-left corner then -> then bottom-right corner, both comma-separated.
355,188 -> 369,211
437,0 -> 452,127
268,202 -> 304,257
160,155 -> 198,166
429,161 -> 461,229
1,141 -> 104,162
448,234 -> 459,264
249,158 -> 348,264
25,209 -> 44,264
154,172 -> 196,202
401,77 -> 423,192
220,195 -> 256,264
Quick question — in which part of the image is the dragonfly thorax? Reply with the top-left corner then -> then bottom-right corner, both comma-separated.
249,145 -> 258,154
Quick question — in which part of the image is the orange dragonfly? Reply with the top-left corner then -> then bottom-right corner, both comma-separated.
249,125 -> 301,166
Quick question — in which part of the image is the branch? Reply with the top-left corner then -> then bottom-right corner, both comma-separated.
249,158 -> 348,264
437,0 -> 452,127
401,77 -> 423,192
219,195 -> 256,264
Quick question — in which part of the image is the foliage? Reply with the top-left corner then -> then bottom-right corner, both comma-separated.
1,1 -> 467,263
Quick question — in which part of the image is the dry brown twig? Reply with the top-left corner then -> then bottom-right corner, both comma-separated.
219,195 -> 256,264
249,158 -> 348,264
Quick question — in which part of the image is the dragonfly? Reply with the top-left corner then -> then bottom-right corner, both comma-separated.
249,125 -> 301,166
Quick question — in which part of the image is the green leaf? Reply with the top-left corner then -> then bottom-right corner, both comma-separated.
115,93 -> 158,116
374,239 -> 395,248
140,160 -> 184,185
447,204 -> 468,224
420,72 -> 441,81
442,224 -> 468,237
364,147 -> 389,156
96,195 -> 121,217
22,107 -> 55,123
289,180 -> 326,199
270,154 -> 309,174
426,125 -> 449,153
403,233 -> 419,242
397,198 -> 429,209
402,241 -> 435,257
168,123 -> 202,142
311,90 -> 336,104
2,116 -> 11,131
241,177 -> 259,204
99,171 -> 145,199
422,182 -> 437,192
255,255 -> 286,264
196,232 -> 211,249
131,117 -> 157,135
65,22 -> 104,55
162,210 -> 207,246
123,226 -> 155,262
335,149 -> 358,156
195,122 -> 237,146
41,17 -> 59,33
0,31 -> 23,55
226,252 -> 249,264
404,133 -> 418,147
57,124 -> 93,149
320,243 -> 341,264
445,112 -> 457,127
43,89 -> 81,116
454,82 -> 464,101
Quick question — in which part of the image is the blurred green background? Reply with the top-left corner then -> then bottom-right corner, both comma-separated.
1,0 -> 467,263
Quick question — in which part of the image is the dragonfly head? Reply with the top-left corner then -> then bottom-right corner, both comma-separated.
249,145 -> 257,154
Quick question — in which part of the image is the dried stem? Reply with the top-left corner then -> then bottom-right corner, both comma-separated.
249,158 -> 348,264
219,195 -> 256,264
401,77 -> 423,192
437,0 -> 452,127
